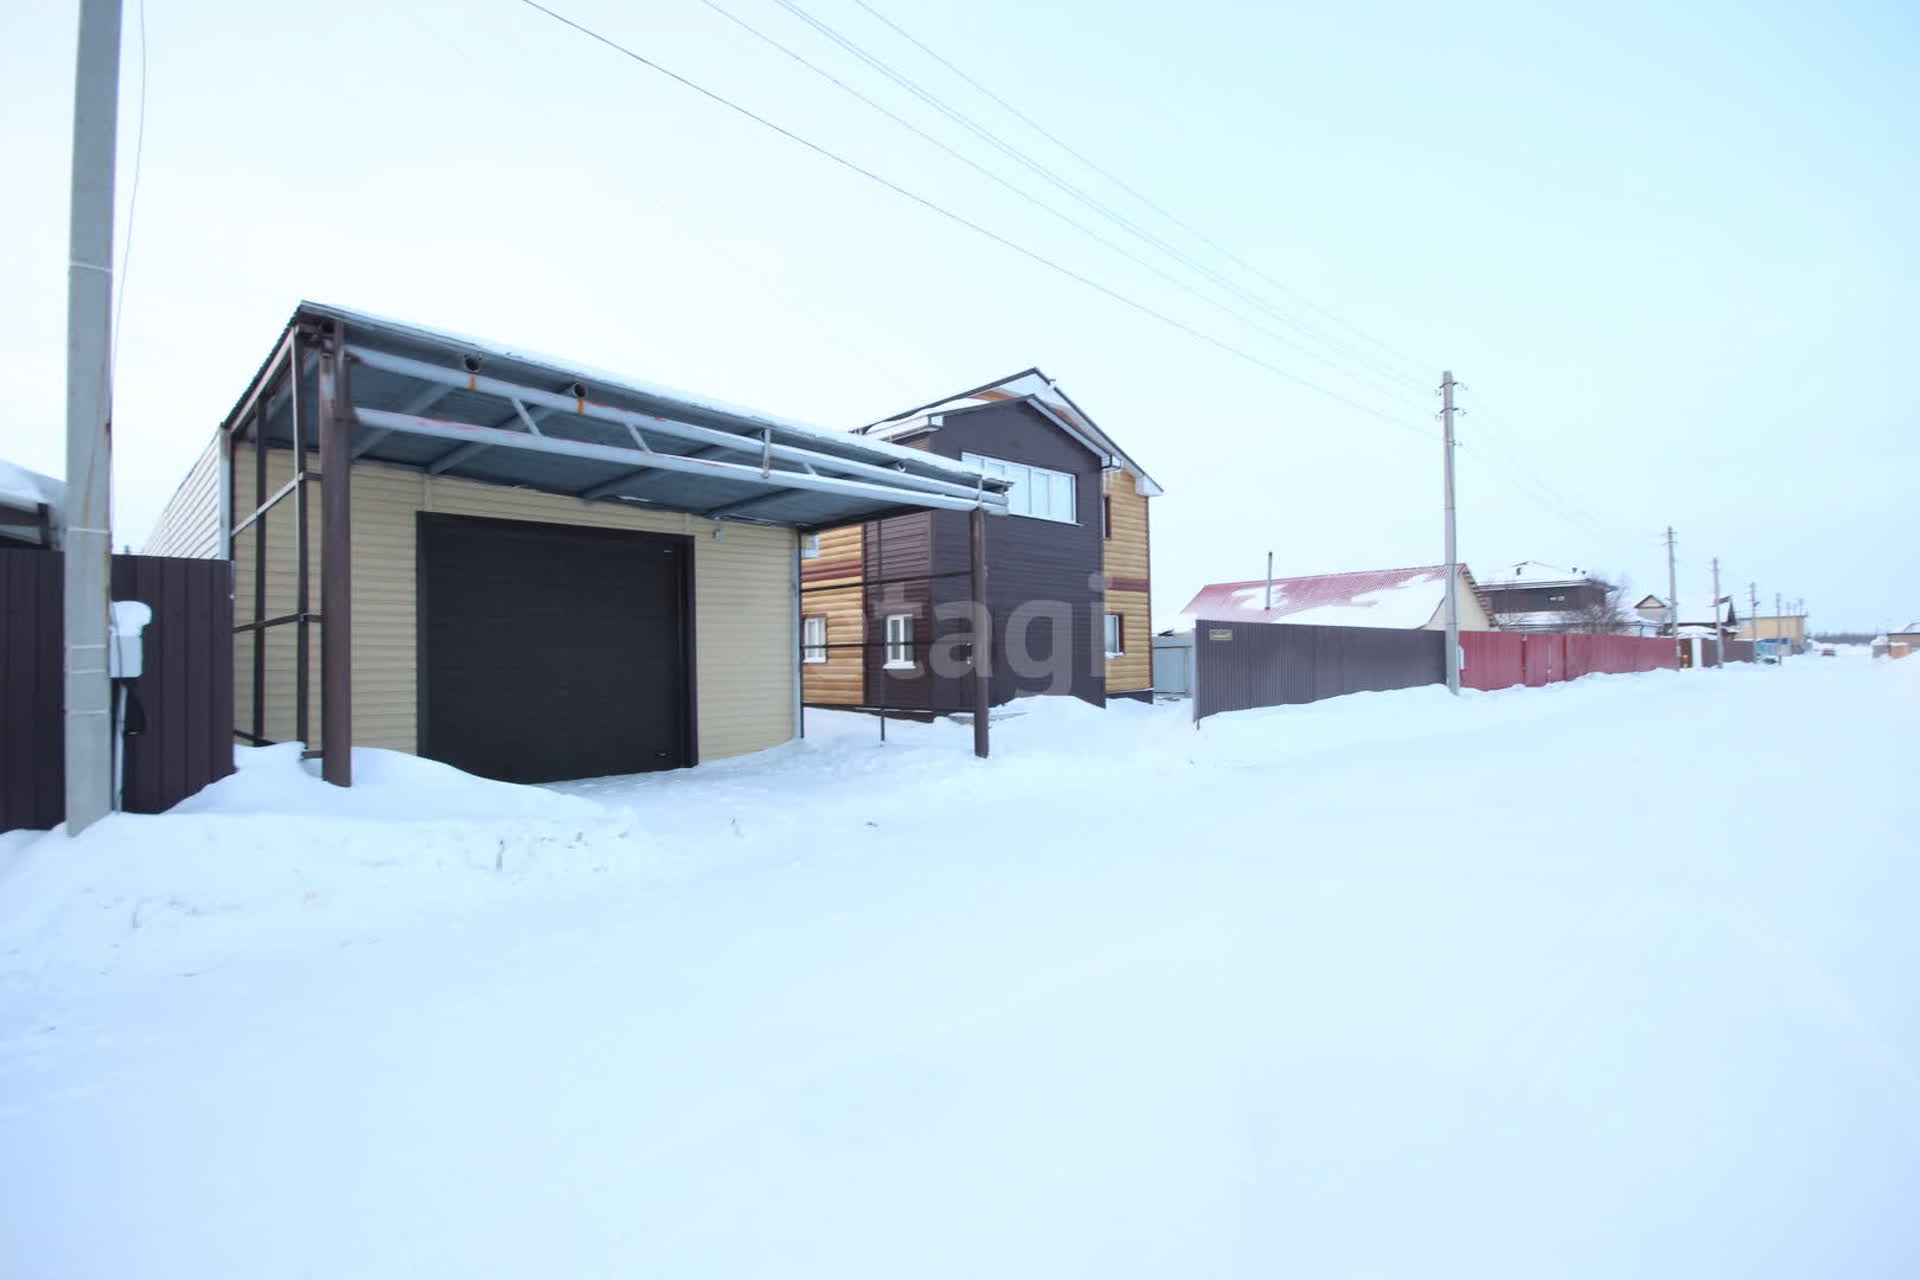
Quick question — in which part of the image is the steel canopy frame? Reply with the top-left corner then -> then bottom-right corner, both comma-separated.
343,345 -> 1008,515
225,310 -> 1007,783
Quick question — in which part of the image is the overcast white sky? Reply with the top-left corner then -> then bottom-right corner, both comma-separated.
2,0 -> 1913,628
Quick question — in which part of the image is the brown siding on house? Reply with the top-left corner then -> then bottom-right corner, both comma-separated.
801,523 -> 866,706
1102,470 -> 1152,694
923,401 -> 1105,707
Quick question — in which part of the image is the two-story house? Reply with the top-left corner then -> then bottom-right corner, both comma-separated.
1477,562 -> 1635,632
801,369 -> 1160,712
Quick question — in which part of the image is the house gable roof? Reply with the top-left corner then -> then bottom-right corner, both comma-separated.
861,368 -> 1162,495
1174,564 -> 1484,630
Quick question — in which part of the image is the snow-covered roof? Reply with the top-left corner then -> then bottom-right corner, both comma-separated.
298,302 -> 996,486
0,459 -> 63,517
1175,564 -> 1477,631
862,368 -> 1163,496
1478,560 -> 1606,590
1634,594 -> 1735,627
217,303 -> 1014,532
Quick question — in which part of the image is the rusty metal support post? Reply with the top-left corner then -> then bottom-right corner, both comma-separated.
291,334 -> 310,748
251,404 -> 267,744
970,505 -> 990,759
315,322 -> 353,786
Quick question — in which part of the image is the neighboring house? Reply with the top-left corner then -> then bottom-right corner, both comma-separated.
1634,594 -> 1739,636
1738,613 -> 1809,651
1477,561 -> 1642,632
1877,625 -> 1919,660
801,369 -> 1161,710
1173,564 -> 1497,632
0,459 -> 63,550
144,302 -> 1011,785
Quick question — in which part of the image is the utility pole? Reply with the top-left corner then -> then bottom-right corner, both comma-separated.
1710,556 -> 1722,667
1665,527 -> 1679,663
1749,582 -> 1759,640
1441,371 -> 1461,694
63,0 -> 123,835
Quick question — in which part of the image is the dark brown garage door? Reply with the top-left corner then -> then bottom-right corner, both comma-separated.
418,514 -> 693,783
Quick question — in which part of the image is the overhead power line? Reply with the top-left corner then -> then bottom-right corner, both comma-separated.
847,0 -> 1435,387
696,0 -> 1425,409
515,0 -> 1428,436
768,0 -> 1430,398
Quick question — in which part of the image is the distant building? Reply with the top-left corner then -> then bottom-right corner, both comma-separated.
1173,564 -> 1496,632
1477,561 -> 1642,632
1635,593 -> 1738,635
1876,624 -> 1919,660
1738,613 -> 1809,652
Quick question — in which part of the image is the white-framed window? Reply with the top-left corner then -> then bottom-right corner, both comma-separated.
1104,612 -> 1124,658
802,615 -> 828,663
801,532 -> 822,559
962,452 -> 1077,523
884,613 -> 915,668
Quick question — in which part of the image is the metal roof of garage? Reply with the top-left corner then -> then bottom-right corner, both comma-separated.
227,302 -> 1011,530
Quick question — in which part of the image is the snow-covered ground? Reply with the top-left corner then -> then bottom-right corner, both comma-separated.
3,656 -> 1917,1278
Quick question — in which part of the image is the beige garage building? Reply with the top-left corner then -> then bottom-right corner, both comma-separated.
147,303 -> 1008,785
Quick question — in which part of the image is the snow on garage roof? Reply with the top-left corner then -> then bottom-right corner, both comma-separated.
224,303 -> 1013,532
1174,565 -> 1478,631
0,458 -> 63,517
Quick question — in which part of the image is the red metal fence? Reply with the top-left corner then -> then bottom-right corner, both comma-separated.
1462,632 -> 1681,691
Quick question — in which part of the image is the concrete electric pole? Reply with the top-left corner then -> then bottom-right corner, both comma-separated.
1711,555 -> 1722,666
1440,371 -> 1461,695
1665,527 -> 1679,662
63,0 -> 123,835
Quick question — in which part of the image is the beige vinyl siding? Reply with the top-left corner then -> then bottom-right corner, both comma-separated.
1101,470 -> 1153,693
232,444 -> 797,764
232,445 -> 320,744
1418,581 -> 1496,631
144,433 -> 224,558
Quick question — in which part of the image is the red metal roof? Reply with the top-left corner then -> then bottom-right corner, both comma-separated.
1177,565 -> 1475,629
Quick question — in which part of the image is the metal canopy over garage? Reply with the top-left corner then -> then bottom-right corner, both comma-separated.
221,303 -> 1010,785
233,302 -> 1012,530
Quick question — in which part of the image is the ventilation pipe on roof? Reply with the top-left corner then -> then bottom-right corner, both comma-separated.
1265,551 -> 1274,611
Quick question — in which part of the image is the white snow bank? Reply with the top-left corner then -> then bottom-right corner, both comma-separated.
3,659 -> 1918,1278
0,745 -> 627,983
172,743 -> 607,822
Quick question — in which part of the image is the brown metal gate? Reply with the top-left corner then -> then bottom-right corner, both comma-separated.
1192,619 -> 1446,722
0,550 -> 234,833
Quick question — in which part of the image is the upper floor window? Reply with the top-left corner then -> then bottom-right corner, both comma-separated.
801,532 -> 822,559
962,452 -> 1077,523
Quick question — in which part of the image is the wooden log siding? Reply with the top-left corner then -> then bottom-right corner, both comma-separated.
801,524 -> 865,706
1102,470 -> 1152,693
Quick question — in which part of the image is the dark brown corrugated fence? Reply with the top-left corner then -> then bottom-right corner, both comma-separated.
1192,619 -> 1445,722
0,550 -> 233,834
